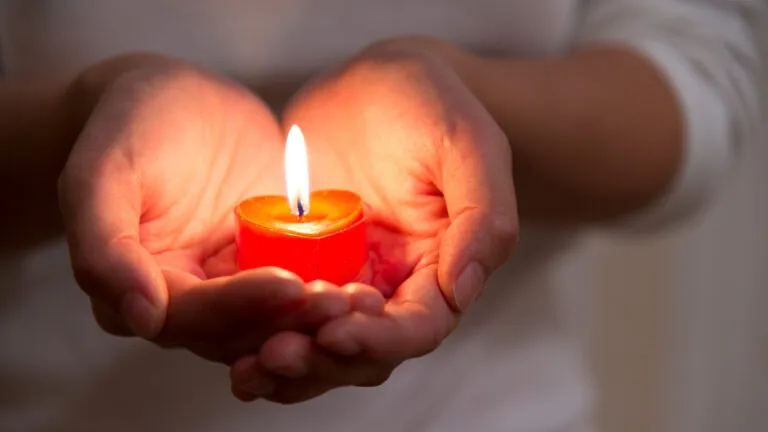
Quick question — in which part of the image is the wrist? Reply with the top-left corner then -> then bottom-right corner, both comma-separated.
356,37 -> 541,150
0,53 -> 189,249
370,38 -> 682,223
461,47 -> 683,223
65,53 -> 189,127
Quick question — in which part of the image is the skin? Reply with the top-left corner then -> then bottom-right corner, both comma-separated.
55,56 -> 384,364
0,35 -> 682,403
231,48 -> 518,402
229,38 -> 682,403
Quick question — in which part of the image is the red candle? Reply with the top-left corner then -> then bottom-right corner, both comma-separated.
234,126 -> 367,285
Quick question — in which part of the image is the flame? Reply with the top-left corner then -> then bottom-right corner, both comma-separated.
285,124 -> 310,216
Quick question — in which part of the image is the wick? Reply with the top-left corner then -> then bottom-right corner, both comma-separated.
297,200 -> 305,220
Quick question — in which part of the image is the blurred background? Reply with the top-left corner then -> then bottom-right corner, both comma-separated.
582,60 -> 768,432
1,3 -> 765,432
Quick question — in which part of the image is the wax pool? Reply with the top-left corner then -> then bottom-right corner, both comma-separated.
235,189 -> 367,285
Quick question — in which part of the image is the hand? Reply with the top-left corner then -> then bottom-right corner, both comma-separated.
58,57 -> 375,364
230,39 -> 519,402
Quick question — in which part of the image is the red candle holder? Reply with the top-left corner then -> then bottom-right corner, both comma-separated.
235,189 -> 367,286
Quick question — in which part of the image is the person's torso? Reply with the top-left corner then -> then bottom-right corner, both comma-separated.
2,0 -> 578,102
0,1 -> 594,431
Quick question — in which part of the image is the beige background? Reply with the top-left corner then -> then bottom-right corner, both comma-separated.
584,79 -> 768,432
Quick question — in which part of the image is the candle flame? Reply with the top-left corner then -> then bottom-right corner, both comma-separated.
285,124 -> 310,216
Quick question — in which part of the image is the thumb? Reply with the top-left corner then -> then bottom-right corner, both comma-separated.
436,121 -> 519,312
59,151 -> 167,339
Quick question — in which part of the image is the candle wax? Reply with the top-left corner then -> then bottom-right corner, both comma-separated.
235,189 -> 367,285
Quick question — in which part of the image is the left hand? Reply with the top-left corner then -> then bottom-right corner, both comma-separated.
58,57 -> 364,365
230,39 -> 519,403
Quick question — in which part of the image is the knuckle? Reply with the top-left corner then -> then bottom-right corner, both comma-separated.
69,236 -> 136,303
490,215 -> 520,256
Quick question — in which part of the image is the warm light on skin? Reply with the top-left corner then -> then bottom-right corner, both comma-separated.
285,124 -> 311,217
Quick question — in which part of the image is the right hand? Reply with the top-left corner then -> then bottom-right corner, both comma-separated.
230,39 -> 519,402
58,55 -> 383,364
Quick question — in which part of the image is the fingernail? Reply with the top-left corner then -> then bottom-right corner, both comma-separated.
454,262 -> 485,311
121,293 -> 163,339
242,378 -> 276,396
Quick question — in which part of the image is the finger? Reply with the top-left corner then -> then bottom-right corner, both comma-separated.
159,267 -> 306,344
158,269 -> 353,362
257,331 -> 394,387
317,266 -> 456,360
201,243 -> 239,278
59,148 -> 167,339
231,355 -> 332,405
90,300 -> 133,337
436,106 -> 519,311
231,386 -> 259,403
300,280 -> 353,329
263,381 -> 331,405
232,354 -> 328,405
230,355 -> 277,398
342,283 -> 385,315
258,331 -> 314,378
232,333 -> 393,404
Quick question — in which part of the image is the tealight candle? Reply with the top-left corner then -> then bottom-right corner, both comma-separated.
234,125 -> 367,285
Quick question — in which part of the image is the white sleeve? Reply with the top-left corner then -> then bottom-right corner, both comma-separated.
575,0 -> 764,232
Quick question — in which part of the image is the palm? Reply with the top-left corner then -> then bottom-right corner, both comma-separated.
229,51 -> 519,403
284,67 -> 454,298
129,77 -> 284,279
66,69 -> 355,364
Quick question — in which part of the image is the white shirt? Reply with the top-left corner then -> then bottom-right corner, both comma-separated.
0,1 -> 761,431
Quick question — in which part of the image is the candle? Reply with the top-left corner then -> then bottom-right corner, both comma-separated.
234,125 -> 367,285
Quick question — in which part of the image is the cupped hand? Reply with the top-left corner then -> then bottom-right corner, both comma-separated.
231,39 -> 519,401
58,58 -> 369,364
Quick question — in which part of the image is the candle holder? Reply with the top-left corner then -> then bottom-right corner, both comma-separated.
235,189 -> 368,285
